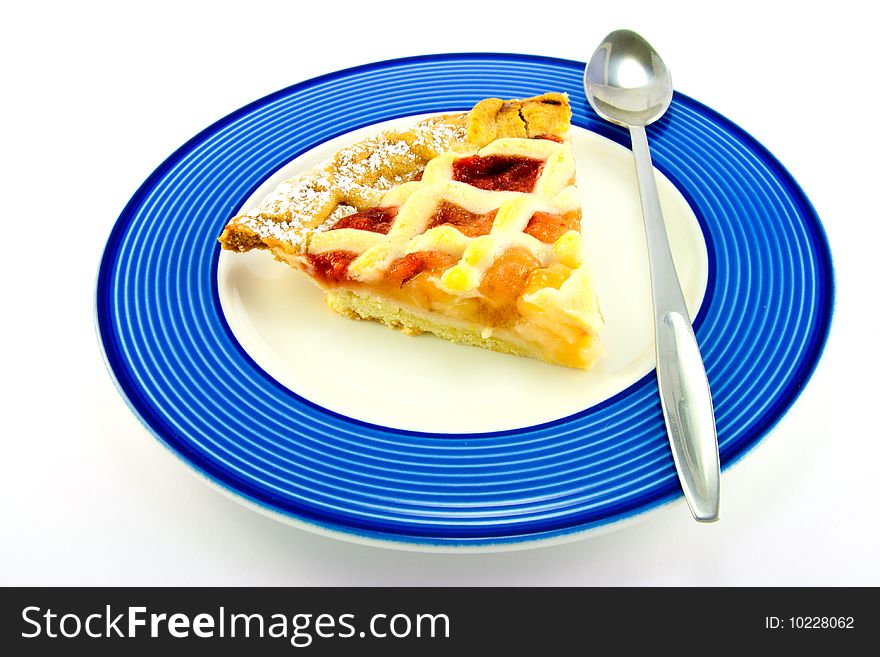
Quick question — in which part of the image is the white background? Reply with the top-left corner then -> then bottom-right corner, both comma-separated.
2,0 -> 878,585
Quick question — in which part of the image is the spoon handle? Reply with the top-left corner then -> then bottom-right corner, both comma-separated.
629,125 -> 721,522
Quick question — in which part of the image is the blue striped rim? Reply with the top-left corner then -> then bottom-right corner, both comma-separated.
96,53 -> 834,545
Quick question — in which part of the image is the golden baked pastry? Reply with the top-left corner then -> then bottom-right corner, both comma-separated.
219,93 -> 603,368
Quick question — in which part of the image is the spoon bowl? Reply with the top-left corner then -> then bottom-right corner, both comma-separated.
584,29 -> 673,127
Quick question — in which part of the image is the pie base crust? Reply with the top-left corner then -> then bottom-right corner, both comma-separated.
327,290 -> 536,358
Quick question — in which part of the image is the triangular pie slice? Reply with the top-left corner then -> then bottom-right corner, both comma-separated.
220,93 -> 603,368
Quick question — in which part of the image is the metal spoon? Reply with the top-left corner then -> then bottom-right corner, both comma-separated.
584,29 -> 721,521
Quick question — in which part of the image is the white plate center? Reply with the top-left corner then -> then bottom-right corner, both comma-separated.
218,118 -> 709,433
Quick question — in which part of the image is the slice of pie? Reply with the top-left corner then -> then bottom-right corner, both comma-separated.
219,93 -> 603,368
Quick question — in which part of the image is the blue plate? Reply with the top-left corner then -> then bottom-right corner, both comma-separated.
96,54 -> 834,546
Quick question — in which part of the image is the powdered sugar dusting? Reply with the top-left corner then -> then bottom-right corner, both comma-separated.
225,115 -> 467,250
325,203 -> 357,226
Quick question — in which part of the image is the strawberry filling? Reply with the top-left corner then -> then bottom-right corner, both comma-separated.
452,155 -> 544,193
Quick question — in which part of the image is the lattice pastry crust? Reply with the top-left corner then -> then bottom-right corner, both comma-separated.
219,94 -> 571,254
